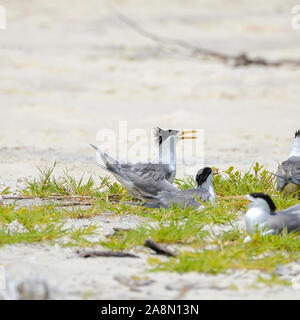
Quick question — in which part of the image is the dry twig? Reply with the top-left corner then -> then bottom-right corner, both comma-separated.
144,239 -> 177,257
76,249 -> 139,258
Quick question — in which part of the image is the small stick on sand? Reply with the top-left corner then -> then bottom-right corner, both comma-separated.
105,227 -> 133,239
76,249 -> 139,258
113,227 -> 132,233
144,239 -> 177,257
56,202 -> 94,207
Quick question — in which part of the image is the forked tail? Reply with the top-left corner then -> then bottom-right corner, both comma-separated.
89,143 -> 119,174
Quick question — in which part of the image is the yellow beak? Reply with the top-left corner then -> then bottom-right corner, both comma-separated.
178,130 -> 199,140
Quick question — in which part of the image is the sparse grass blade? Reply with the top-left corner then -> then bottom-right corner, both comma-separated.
0,223 -> 67,245
214,163 -> 276,197
101,220 -> 208,251
2,161 -> 299,281
21,162 -> 108,198
1,187 -> 11,195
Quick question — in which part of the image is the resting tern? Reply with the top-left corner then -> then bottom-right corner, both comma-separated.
276,130 -> 300,197
136,167 -> 215,209
90,128 -> 198,199
240,193 -> 300,242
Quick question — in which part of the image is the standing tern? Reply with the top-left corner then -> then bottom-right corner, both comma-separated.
137,167 -> 215,209
240,193 -> 300,242
276,130 -> 300,197
90,128 -> 198,199
153,127 -> 184,183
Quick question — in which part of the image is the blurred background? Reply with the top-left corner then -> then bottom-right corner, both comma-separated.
0,0 -> 300,189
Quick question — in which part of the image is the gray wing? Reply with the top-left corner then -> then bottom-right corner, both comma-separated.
266,212 -> 300,234
155,188 -> 210,209
91,144 -> 176,198
91,144 -> 171,182
123,163 -> 173,182
277,203 -> 300,215
277,157 -> 300,191
117,165 -> 178,199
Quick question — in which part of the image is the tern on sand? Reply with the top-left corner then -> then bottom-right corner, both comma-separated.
90,128 -> 198,200
240,193 -> 300,242
134,167 -> 215,209
275,130 -> 300,197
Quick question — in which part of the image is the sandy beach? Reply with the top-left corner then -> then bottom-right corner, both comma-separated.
0,0 -> 300,299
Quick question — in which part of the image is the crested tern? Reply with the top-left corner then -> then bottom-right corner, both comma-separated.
241,193 -> 300,242
276,130 -> 300,197
138,167 -> 215,209
90,128 -> 198,199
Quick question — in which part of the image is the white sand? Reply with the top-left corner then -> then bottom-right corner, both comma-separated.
0,0 -> 300,299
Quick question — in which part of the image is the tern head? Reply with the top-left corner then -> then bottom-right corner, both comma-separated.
195,167 -> 213,187
289,129 -> 300,158
244,193 -> 276,215
154,128 -> 199,145
154,128 -> 180,145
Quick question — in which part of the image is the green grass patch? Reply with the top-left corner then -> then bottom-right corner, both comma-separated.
0,224 -> 67,245
151,242 -> 298,275
101,220 -> 208,251
0,204 -> 65,229
0,162 -> 299,283
69,224 -> 98,242
0,205 -> 101,247
150,229 -> 300,274
21,162 -> 136,205
213,163 -> 276,196
21,162 -> 105,198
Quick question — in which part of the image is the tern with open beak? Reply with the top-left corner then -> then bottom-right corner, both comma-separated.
275,130 -> 300,197
240,193 -> 300,242
133,167 -> 215,209
90,128 -> 198,200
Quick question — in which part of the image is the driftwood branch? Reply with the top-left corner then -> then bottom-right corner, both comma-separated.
76,249 -> 139,258
107,2 -> 300,67
144,239 -> 177,257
